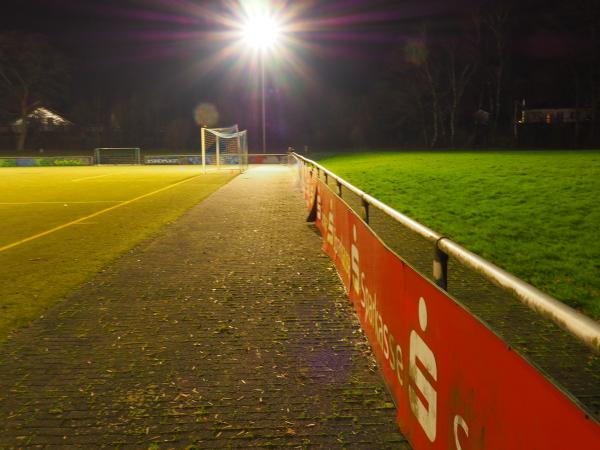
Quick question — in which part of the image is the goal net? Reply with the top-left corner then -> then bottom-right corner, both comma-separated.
201,125 -> 248,172
95,148 -> 141,165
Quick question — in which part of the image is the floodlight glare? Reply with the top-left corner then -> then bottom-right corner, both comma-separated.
242,14 -> 281,51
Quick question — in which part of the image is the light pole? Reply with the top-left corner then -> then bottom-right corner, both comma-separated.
242,12 -> 281,154
261,54 -> 266,154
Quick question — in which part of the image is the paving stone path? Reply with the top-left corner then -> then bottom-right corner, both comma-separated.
0,166 -> 409,449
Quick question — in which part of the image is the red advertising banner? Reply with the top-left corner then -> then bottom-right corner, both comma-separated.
304,172 -> 600,449
297,163 -> 317,212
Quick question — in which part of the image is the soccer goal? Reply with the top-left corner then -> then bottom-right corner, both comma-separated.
94,148 -> 141,165
201,125 -> 248,172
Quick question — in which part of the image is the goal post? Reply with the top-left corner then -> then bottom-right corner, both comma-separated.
201,125 -> 248,172
95,148 -> 141,165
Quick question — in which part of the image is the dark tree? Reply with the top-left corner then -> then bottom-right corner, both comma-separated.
446,13 -> 481,147
165,118 -> 193,150
413,25 -> 444,148
484,5 -> 511,139
387,31 -> 443,148
564,0 -> 600,145
383,16 -> 481,149
0,32 -> 68,151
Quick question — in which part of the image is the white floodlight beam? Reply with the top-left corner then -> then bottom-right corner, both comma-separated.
242,13 -> 281,51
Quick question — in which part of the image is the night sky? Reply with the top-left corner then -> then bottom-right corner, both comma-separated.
1,1 -> 478,91
0,0 -> 591,149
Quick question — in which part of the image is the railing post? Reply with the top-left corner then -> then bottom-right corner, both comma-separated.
201,126 -> 206,172
324,172 -> 328,184
433,246 -> 448,290
216,135 -> 220,169
361,199 -> 370,224
336,180 -> 342,197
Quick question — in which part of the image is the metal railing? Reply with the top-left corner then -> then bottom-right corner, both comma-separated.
247,153 -> 289,164
292,152 -> 600,352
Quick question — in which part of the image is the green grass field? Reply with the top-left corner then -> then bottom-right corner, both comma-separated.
0,166 -> 236,343
319,151 -> 600,320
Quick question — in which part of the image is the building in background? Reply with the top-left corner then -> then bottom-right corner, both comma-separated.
0,107 -> 83,152
516,101 -> 593,148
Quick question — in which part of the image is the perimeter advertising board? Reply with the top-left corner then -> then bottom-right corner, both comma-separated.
144,155 -> 202,165
248,154 -> 288,164
301,166 -> 600,449
301,165 -> 318,211
0,156 -> 92,167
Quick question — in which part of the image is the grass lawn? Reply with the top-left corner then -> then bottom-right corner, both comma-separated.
318,151 -> 600,320
0,166 -> 236,343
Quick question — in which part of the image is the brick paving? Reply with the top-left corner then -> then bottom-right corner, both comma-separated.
0,166 -> 409,449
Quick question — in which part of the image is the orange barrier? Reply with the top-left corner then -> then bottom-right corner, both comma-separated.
299,165 -> 600,449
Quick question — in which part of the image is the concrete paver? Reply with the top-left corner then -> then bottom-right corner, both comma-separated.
0,166 -> 409,449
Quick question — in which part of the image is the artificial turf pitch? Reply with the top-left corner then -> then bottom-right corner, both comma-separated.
0,166 -> 236,342
319,150 -> 600,320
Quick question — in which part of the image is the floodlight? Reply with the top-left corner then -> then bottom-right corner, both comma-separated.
242,13 -> 281,51
236,8 -> 286,153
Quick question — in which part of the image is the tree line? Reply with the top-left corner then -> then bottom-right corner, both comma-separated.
299,0 -> 600,150
1,0 -> 599,152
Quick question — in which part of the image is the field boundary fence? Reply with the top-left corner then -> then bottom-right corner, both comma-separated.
0,153 -> 291,167
291,152 -> 600,449
144,153 -> 288,165
95,148 -> 141,165
0,156 -> 93,167
247,153 -> 289,164
144,155 -> 203,165
292,153 -> 599,349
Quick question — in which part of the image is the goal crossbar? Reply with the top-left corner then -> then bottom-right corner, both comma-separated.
201,125 -> 248,172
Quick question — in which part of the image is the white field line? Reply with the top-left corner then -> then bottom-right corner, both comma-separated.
0,174 -> 203,253
0,201 -> 123,205
71,174 -> 115,182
